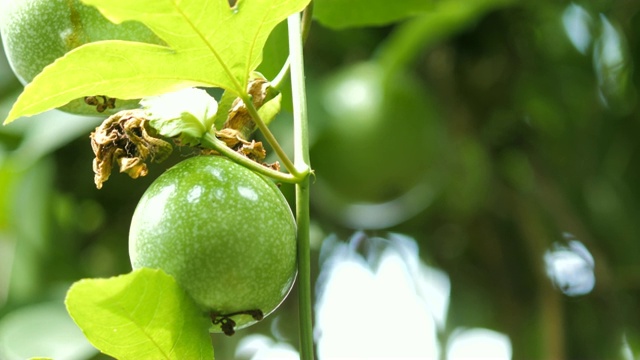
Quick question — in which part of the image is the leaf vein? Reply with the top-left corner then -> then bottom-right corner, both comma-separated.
169,0 -> 245,95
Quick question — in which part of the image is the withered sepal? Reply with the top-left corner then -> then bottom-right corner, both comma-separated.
223,77 -> 274,139
91,109 -> 173,189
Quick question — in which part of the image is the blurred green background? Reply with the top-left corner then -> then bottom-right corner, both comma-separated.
1,0 -> 640,358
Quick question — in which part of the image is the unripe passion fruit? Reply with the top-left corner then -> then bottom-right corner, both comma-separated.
0,0 -> 163,115
129,156 -> 297,334
309,62 -> 444,228
312,62 -> 441,204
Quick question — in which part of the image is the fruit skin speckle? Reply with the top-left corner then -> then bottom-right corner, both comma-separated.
129,155 -> 297,333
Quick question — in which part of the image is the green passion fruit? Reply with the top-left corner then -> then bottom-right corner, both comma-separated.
309,62 -> 444,227
0,0 -> 163,115
129,155 -> 297,334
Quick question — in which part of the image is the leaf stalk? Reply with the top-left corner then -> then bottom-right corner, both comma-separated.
241,94 -> 303,177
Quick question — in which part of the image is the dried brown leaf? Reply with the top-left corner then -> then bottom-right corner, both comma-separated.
91,109 -> 172,189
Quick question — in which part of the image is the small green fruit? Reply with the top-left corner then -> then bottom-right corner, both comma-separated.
129,156 -> 297,334
0,0 -> 163,115
311,62 -> 442,203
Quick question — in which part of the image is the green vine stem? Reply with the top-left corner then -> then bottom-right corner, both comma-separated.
288,9 -> 315,360
270,59 -> 291,92
206,8 -> 314,358
271,4 -> 314,91
200,132 -> 298,183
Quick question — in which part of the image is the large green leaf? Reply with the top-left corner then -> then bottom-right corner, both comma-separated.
314,0 -> 434,29
4,0 -> 310,124
65,268 -> 214,360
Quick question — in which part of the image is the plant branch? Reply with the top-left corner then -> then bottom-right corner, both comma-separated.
241,94 -> 303,178
272,4 -> 314,91
296,177 -> 313,359
271,60 -> 291,92
288,10 -> 314,360
200,132 -> 297,183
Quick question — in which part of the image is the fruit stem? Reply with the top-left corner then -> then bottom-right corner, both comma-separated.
200,132 -> 298,183
240,94 -> 302,178
288,9 -> 315,360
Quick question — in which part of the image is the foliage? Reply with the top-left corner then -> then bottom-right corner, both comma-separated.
4,0 -> 309,123
66,268 -> 214,360
0,0 -> 640,359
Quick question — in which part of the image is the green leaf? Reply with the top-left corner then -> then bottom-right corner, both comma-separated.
257,21 -> 290,80
256,21 -> 293,111
214,89 -> 238,131
212,75 -> 281,133
142,88 -> 218,146
4,0 -> 310,124
258,93 -> 283,127
314,0 -> 434,29
65,268 -> 214,360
